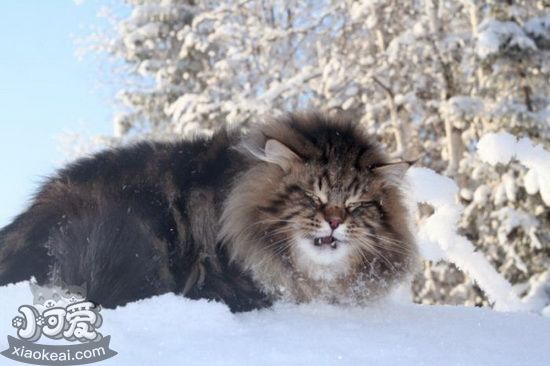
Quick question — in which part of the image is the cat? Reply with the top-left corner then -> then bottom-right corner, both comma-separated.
0,113 -> 417,312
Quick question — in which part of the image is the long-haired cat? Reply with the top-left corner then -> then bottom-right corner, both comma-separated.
0,113 -> 417,312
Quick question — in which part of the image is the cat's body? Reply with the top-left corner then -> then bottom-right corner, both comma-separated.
0,114 -> 417,312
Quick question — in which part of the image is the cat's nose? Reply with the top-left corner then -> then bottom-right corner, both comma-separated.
328,217 -> 342,230
324,206 -> 345,230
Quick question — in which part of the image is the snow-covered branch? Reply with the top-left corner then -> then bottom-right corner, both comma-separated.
407,167 -> 525,312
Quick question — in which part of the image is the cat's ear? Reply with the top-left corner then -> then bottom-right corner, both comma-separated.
372,160 -> 415,180
264,139 -> 301,171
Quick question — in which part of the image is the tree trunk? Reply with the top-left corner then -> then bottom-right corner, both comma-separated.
426,0 -> 464,177
444,120 -> 464,177
372,76 -> 410,159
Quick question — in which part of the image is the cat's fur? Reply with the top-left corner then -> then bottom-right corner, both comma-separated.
0,113 -> 417,312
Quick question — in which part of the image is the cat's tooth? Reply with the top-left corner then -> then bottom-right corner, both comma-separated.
330,241 -> 337,249
314,238 -> 321,246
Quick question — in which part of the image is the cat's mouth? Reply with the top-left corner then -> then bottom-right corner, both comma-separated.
313,235 -> 338,249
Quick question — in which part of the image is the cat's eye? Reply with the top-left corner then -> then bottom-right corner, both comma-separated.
347,200 -> 377,212
304,191 -> 323,207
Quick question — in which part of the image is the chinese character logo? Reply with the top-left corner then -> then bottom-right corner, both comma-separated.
1,281 -> 116,365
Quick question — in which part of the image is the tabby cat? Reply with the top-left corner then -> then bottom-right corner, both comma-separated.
0,113 -> 417,312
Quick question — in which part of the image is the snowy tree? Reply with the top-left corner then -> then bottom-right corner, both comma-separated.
454,1 -> 550,308
95,0 -> 207,138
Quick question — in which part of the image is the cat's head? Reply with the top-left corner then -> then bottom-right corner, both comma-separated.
220,114 -> 416,298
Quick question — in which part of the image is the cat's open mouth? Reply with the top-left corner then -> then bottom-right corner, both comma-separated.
313,236 -> 338,249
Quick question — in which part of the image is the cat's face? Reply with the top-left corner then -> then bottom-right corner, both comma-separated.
255,153 -> 409,280
221,115 -> 415,291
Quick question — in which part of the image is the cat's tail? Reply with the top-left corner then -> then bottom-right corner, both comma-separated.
0,203 -> 58,287
0,191 -> 173,307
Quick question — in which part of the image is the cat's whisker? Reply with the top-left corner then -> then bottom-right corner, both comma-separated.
354,238 -> 410,263
352,237 -> 398,271
361,234 -> 415,254
350,230 -> 414,253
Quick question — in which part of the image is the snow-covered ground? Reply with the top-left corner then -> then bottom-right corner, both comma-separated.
1,281 -> 549,366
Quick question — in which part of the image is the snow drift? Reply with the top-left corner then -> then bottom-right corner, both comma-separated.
0,282 -> 549,366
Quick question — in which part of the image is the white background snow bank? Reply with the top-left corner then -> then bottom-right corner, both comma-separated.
1,282 -> 549,366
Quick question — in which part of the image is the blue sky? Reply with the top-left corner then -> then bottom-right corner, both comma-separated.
0,1 -> 114,226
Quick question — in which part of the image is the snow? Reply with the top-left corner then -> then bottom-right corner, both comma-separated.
524,16 -> 550,47
406,167 -> 524,312
406,162 -> 550,312
478,132 -> 550,206
406,167 -> 458,208
473,184 -> 491,206
1,281 -> 549,366
476,19 -> 537,59
477,132 -> 517,165
523,270 -> 550,315
257,67 -> 321,105
502,172 -> 517,202
441,96 -> 484,127
524,168 -> 539,195
492,207 -> 541,250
